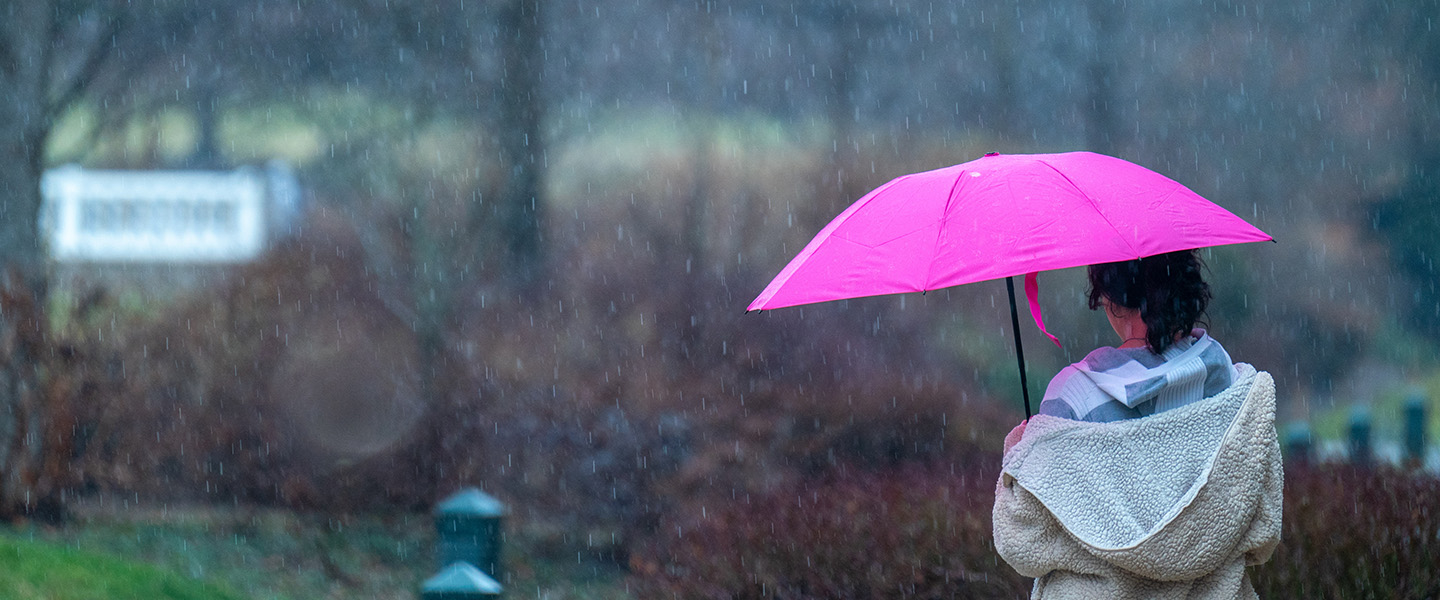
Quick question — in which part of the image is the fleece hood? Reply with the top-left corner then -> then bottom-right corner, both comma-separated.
995,363 -> 1282,587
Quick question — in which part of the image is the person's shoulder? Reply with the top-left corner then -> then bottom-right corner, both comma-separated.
1039,368 -> 1084,419
1076,345 -> 1135,371
1042,362 -> 1099,399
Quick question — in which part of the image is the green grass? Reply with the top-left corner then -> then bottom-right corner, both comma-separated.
0,533 -> 244,600
36,502 -> 433,600
13,499 -> 632,600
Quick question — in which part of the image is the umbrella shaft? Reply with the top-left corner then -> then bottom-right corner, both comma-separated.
1005,277 -> 1033,419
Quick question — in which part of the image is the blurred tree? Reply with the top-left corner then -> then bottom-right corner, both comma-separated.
258,0 -> 554,497
331,0 -> 548,287
68,0 -> 371,169
788,1 -> 906,228
0,1 -> 124,279
0,0 -> 195,520
1083,0 -> 1123,155
1364,0 -> 1440,334
345,0 -> 551,290
493,0 -> 548,291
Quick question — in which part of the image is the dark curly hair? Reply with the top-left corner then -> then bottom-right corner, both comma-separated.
1086,249 -> 1211,354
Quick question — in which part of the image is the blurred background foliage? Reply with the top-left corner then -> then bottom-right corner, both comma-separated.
2,0 -> 1439,597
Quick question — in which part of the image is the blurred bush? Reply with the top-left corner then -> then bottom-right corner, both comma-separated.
49,134 -> 1018,575
41,115 -> 1440,598
627,462 -> 1030,599
1253,464 -> 1440,599
627,459 -> 1440,600
65,209 -> 423,509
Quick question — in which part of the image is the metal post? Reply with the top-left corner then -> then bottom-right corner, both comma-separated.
1348,407 -> 1372,466
1284,422 -> 1311,465
1405,392 -> 1427,465
434,488 -> 506,576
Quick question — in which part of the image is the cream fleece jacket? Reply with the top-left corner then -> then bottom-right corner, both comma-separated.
993,364 -> 1282,599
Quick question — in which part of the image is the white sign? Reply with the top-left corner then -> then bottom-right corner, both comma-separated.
41,165 -> 286,263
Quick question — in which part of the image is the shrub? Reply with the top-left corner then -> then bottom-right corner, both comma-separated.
55,138 -> 1020,570
628,462 -> 1030,600
1252,463 -> 1440,600
64,215 -> 418,509
630,458 -> 1440,600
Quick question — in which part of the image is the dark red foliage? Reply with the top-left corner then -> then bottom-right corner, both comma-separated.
53,173 -> 1017,570
1252,464 -> 1440,600
628,462 -> 1030,600
66,215 -> 422,510
628,459 -> 1440,600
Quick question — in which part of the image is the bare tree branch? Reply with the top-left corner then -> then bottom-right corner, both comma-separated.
45,9 -> 126,123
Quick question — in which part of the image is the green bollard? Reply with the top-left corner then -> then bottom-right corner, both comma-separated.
1405,392 -> 1427,465
1284,422 -> 1311,464
1348,407 -> 1372,466
421,562 -> 502,599
435,488 -> 506,577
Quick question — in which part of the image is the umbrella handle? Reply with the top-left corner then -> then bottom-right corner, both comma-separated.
1005,276 -> 1033,419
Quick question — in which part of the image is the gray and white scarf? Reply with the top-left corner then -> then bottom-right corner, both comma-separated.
1038,330 -> 1234,422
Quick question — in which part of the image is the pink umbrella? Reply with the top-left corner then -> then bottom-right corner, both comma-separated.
748,151 -> 1272,417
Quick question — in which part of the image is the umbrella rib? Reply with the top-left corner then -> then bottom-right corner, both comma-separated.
921,168 -> 970,291
1037,158 -> 1141,257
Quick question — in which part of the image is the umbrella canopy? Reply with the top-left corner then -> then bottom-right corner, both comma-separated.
749,151 -> 1271,312
747,151 -> 1272,417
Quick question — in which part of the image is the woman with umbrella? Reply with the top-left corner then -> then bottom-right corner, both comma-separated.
747,152 -> 1281,597
992,250 -> 1282,599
